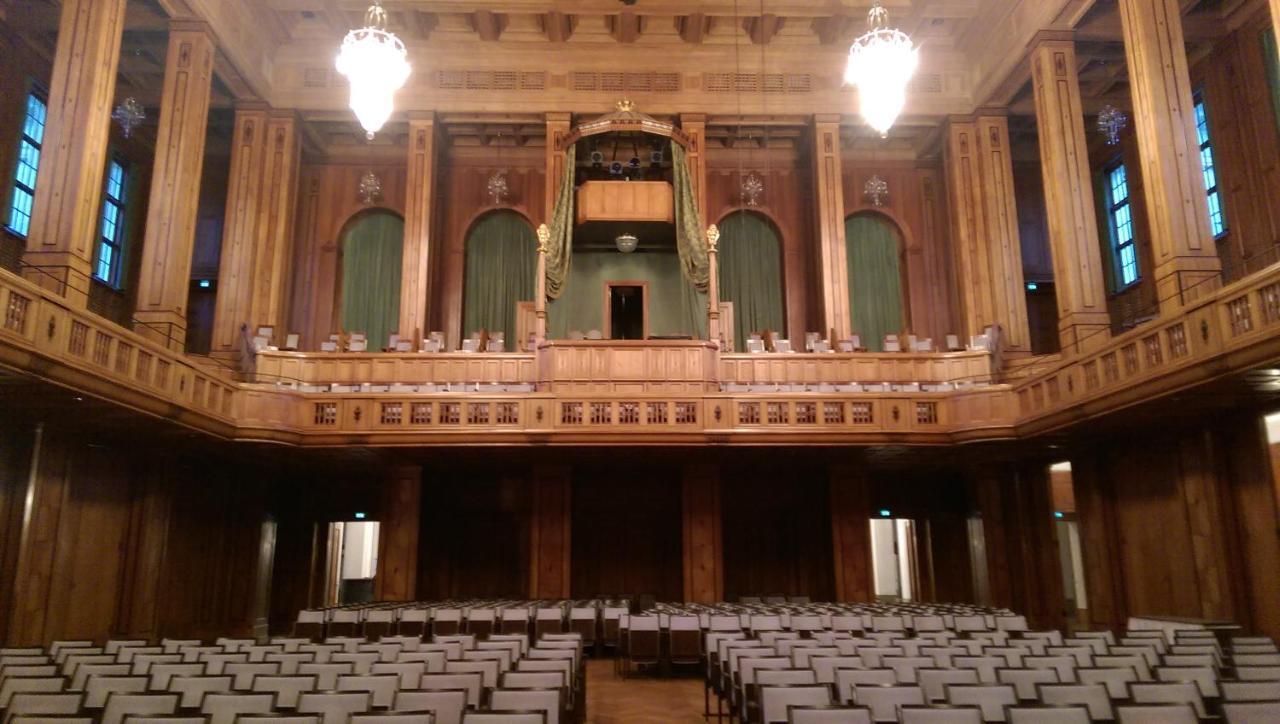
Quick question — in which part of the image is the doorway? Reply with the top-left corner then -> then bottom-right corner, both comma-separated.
869,516 -> 920,602
324,519 -> 381,606
606,282 -> 647,340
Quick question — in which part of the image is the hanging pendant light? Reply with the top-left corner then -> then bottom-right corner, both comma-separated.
335,1 -> 411,140
844,2 -> 918,138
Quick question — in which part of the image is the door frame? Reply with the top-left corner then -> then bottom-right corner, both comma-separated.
603,280 -> 649,340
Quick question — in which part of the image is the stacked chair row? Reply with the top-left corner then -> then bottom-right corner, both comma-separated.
694,613 -> 1280,723
0,631 -> 588,724
292,601 -> 623,654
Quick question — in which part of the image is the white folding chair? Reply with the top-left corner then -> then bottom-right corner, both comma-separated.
393,690 -> 465,724
853,685 -> 925,723
168,675 -> 233,708
5,692 -> 84,719
1037,683 -> 1114,721
101,692 -> 179,724
900,708 -> 983,724
488,689 -> 559,724
419,673 -> 482,708
1,678 -> 68,708
919,669 -> 980,703
84,675 -> 147,708
296,664 -> 353,691
149,664 -> 206,690
1221,680 -> 1280,702
296,691 -> 371,724
1005,705 -> 1089,724
224,663 -> 281,691
336,674 -> 399,709
996,668 -> 1058,701
248,675 -> 317,708
788,706 -> 873,724
1114,703 -> 1198,724
760,684 -> 832,724
1077,667 -> 1138,700
200,692 -> 275,724
944,683 -> 1017,723
1222,701 -> 1280,723
1128,681 -> 1207,719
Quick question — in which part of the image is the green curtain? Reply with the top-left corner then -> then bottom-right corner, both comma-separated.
341,211 -> 404,350
1263,30 -> 1280,135
671,142 -> 709,292
463,211 -> 537,351
719,211 -> 785,351
845,214 -> 904,352
544,145 -> 576,300
549,251 -> 705,339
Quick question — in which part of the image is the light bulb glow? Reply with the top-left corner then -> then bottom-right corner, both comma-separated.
845,5 -> 918,137
335,6 -> 410,140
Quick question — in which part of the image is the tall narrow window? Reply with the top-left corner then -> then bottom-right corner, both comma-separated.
6,92 -> 47,237
1105,162 -> 1139,288
94,160 -> 127,287
1193,92 -> 1227,238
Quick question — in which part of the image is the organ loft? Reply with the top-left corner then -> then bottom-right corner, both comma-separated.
2,0 -> 1280,721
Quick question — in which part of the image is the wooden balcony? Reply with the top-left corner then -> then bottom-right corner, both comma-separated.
6,261 -> 1280,447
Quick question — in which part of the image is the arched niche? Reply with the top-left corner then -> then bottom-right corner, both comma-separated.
335,209 -> 404,350
845,211 -> 912,351
461,209 -> 537,351
717,210 -> 786,351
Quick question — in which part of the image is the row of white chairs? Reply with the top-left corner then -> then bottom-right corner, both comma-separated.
703,626 -> 1280,723
0,633 -> 587,724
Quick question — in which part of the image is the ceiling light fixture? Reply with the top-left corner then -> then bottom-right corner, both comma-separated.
844,2 -> 918,137
335,1 -> 411,140
615,234 -> 639,254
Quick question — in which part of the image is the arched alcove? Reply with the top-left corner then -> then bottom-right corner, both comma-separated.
718,210 -> 786,351
845,212 -> 910,351
338,210 -> 404,351
462,210 -> 537,351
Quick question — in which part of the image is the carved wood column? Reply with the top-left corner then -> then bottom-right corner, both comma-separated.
943,115 -> 1031,352
1030,37 -> 1113,354
812,115 -> 849,340
374,465 -> 421,602
529,466 -> 571,599
544,113 -> 572,220
944,120 -> 993,342
400,113 -> 436,343
682,462 -> 723,604
975,115 -> 1031,353
210,106 -> 269,355
829,464 -> 873,602
21,0 -> 128,307
250,113 -> 301,338
680,114 -> 708,225
1118,0 -> 1222,311
132,22 -> 215,350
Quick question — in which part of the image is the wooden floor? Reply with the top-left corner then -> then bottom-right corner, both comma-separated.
584,658 -> 708,723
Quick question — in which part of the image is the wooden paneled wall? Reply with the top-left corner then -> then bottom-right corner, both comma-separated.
417,474 -> 531,599
0,423 -> 280,645
1192,9 -> 1280,274
1072,413 -> 1280,638
721,465 -> 836,601
287,162 -> 408,350
974,464 -> 1066,630
706,149 -> 815,341
842,161 -> 957,343
572,465 -> 683,601
432,148 -> 546,350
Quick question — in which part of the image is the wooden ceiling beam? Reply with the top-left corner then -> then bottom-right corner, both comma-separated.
743,14 -> 784,45
811,15 -> 855,46
676,13 -> 712,44
469,10 -> 508,41
542,10 -> 574,42
607,10 -> 641,44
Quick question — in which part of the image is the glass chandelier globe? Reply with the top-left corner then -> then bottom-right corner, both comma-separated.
844,2 -> 918,138
335,1 -> 411,140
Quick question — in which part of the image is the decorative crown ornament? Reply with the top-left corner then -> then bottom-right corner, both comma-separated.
864,175 -> 890,207
358,172 -> 383,205
740,172 -> 765,207
706,224 -> 721,251
536,224 -> 550,254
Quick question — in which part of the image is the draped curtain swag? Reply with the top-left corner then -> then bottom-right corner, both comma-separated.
463,211 -> 537,351
671,142 -> 710,292
544,144 -> 576,300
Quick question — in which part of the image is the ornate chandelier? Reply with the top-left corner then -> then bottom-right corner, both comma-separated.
1097,105 -> 1128,146
112,97 -> 146,138
844,2 -> 918,138
335,1 -> 411,140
